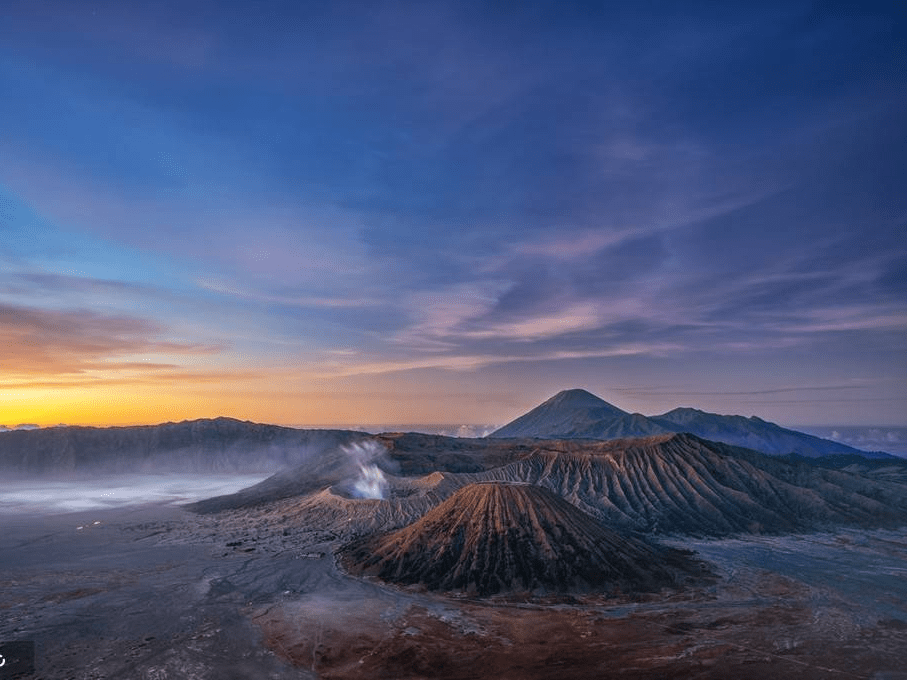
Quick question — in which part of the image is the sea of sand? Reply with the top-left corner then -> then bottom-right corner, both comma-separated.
2,480 -> 907,679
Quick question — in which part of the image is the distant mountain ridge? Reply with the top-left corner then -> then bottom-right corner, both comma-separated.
0,417 -> 369,475
491,389 -> 891,459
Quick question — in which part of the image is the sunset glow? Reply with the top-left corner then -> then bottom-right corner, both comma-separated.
1,1 -> 904,428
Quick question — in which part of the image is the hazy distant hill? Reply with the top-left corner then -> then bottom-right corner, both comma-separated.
783,453 -> 907,485
650,407 -> 886,457
0,417 -> 368,475
491,389 -> 887,458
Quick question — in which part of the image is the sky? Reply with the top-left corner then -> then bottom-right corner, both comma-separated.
0,0 -> 905,428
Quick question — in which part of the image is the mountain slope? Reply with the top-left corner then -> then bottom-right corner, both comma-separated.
652,408 -> 875,458
490,389 -> 632,438
491,389 -> 881,458
339,482 -> 703,595
484,434 -> 907,535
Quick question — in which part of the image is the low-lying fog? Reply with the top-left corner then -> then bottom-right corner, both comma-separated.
0,473 -> 270,514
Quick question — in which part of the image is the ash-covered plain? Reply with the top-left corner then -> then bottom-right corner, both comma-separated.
3,413 -> 907,679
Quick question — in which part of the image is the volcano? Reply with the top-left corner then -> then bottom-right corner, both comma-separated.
490,388 -> 886,458
339,482 -> 702,596
489,388 -> 639,439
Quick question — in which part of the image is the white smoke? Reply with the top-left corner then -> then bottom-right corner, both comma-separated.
353,463 -> 387,499
343,440 -> 389,499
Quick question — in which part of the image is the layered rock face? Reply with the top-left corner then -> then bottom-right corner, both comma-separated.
339,482 -> 701,596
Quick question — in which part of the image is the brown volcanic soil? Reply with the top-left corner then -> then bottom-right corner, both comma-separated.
339,483 -> 704,596
257,590 -> 907,680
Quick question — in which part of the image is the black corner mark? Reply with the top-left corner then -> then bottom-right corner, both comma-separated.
0,641 -> 35,679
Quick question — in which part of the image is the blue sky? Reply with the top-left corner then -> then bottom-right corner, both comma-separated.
0,0 -> 905,426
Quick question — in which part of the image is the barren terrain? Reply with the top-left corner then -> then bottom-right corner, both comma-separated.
3,499 -> 907,679
4,430 -> 907,678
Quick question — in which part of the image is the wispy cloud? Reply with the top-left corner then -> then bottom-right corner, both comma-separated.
0,1 -> 904,425
196,278 -> 380,309
0,369 -> 261,391
0,271 -> 171,302
0,302 -> 222,377
306,342 -> 681,379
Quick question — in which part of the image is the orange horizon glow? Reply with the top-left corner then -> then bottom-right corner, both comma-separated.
2,296 -> 904,430
0,370 -> 508,428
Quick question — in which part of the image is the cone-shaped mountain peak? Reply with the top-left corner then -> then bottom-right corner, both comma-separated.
491,389 -> 628,438
339,482 -> 700,595
489,389 -> 880,458
544,388 -> 617,409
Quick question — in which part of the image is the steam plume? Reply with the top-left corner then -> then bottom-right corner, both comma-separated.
343,441 -> 388,499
